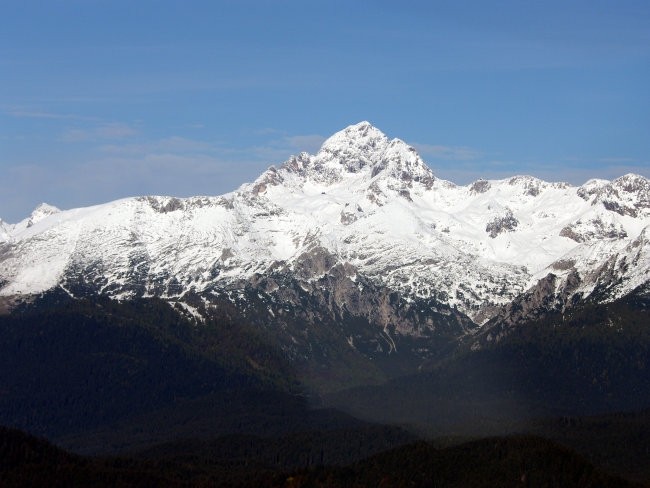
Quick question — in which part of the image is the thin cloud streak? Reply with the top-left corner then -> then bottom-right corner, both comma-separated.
7,109 -> 100,121
99,136 -> 216,155
432,158 -> 650,187
414,143 -> 482,161
283,134 -> 327,154
60,123 -> 138,142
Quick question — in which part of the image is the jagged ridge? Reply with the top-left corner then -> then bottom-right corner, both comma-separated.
0,121 -> 648,339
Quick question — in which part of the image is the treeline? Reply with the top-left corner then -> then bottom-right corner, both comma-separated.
0,426 -> 640,487
283,436 -> 641,488
529,408 -> 650,483
0,290 -> 298,439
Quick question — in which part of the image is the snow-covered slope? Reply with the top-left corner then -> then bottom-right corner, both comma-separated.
1,122 -> 648,326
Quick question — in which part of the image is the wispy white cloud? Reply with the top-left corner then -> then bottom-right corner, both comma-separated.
596,157 -> 639,164
283,134 -> 327,154
79,153 -> 228,185
432,157 -> 650,187
413,143 -> 482,161
46,132 -> 325,205
60,123 -> 138,142
0,151 -> 238,222
99,136 -> 215,155
6,108 -> 139,143
254,127 -> 284,136
217,131 -> 327,166
7,109 -> 100,121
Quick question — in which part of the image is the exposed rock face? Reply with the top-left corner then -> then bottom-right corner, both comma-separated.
339,204 -> 364,225
486,209 -> 519,238
585,174 -> 650,218
25,203 -> 60,228
509,175 -> 543,196
475,226 -> 650,348
235,248 -> 476,379
472,270 -> 583,347
560,218 -> 628,242
577,178 -> 609,200
585,228 -> 650,302
470,179 -> 490,194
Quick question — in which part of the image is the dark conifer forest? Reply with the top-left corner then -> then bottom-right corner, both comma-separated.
0,289 -> 649,486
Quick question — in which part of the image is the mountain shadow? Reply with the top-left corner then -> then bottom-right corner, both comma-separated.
0,426 -> 638,487
0,290 -> 300,442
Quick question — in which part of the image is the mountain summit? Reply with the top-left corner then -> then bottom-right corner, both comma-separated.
252,121 -> 435,199
1,122 -> 648,336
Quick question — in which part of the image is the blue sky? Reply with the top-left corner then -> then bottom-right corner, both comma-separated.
2,0 -> 649,222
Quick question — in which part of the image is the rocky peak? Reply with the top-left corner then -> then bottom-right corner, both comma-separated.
26,203 -> 60,228
613,173 -> 649,193
469,179 -> 491,194
507,175 -> 547,197
0,219 -> 9,242
252,122 -> 436,193
593,173 -> 649,217
577,178 -> 610,200
370,138 -> 435,189
317,121 -> 389,160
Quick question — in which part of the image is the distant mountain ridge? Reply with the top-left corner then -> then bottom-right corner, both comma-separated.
1,122 -> 648,367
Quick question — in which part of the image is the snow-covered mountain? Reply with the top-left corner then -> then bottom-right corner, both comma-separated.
1,122 -> 648,333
